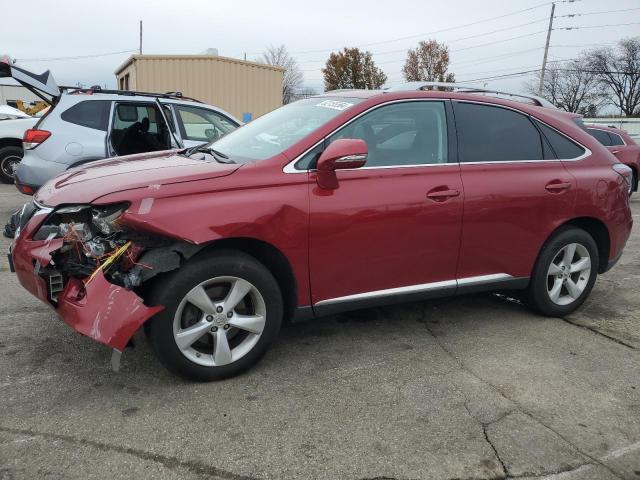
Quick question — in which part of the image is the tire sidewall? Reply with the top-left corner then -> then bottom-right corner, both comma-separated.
146,249 -> 283,381
528,227 -> 599,317
0,146 -> 22,184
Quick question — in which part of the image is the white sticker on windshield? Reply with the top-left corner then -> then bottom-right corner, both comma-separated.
315,100 -> 353,111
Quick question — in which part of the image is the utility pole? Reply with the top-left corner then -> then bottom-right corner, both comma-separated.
139,20 -> 143,55
538,2 -> 555,96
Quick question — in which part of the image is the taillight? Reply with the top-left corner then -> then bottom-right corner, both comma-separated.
612,163 -> 633,194
23,129 -> 51,150
15,183 -> 35,195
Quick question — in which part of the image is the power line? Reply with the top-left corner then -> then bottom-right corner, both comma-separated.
558,6 -> 640,17
237,1 -> 555,58
16,49 -> 137,62
298,29 -> 548,67
555,21 -> 640,30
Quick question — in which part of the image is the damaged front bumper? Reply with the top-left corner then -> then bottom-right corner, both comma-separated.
9,203 -> 164,367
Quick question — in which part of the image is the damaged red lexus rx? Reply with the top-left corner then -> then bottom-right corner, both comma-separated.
8,85 -> 633,380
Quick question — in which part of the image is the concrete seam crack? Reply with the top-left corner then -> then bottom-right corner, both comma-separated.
482,424 -> 508,480
418,316 -> 626,480
0,425 -> 258,480
560,317 -> 636,350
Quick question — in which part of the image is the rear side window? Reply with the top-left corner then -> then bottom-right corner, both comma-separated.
587,128 -> 613,146
453,102 -> 543,162
608,131 -> 625,146
60,100 -> 111,131
535,121 -> 585,159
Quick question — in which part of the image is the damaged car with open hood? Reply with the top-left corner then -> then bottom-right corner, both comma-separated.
8,81 -> 633,381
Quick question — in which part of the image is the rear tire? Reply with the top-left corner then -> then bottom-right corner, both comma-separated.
146,249 -> 283,381
0,146 -> 22,184
524,227 -> 598,317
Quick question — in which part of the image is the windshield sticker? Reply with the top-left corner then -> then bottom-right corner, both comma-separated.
315,100 -> 353,111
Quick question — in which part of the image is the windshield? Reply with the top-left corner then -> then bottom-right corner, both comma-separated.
210,97 -> 363,163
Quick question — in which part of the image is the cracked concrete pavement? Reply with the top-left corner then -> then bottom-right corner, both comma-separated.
0,184 -> 639,480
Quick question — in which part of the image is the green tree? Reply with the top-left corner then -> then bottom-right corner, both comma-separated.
322,48 -> 387,91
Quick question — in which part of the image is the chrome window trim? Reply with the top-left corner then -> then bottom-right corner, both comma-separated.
454,100 -> 592,163
283,98 -> 592,173
314,273 -> 514,307
283,98 -> 449,174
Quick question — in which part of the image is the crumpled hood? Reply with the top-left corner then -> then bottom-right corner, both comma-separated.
35,150 -> 240,206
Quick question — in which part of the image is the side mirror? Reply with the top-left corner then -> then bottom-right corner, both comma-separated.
317,138 -> 368,171
316,139 -> 367,190
205,128 -> 217,140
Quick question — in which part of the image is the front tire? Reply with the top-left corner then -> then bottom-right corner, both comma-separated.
0,146 -> 22,184
146,249 -> 283,381
524,227 -> 598,317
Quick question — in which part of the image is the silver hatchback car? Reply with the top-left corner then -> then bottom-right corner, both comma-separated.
1,57 -> 240,193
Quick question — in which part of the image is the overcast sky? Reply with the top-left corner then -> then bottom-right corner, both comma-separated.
3,0 -> 639,95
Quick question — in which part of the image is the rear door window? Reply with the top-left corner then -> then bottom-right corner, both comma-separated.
587,128 -> 613,146
452,102 -> 543,162
61,100 -> 111,131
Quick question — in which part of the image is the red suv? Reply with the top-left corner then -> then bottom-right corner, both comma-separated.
8,84 -> 633,380
583,123 -> 640,194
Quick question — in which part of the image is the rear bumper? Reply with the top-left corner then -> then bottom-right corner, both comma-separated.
10,211 -> 163,351
15,150 -> 67,191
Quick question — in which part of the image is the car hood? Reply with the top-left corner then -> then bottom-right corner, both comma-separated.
35,150 -> 241,206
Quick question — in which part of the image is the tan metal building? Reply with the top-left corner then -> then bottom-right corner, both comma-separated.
114,54 -> 284,120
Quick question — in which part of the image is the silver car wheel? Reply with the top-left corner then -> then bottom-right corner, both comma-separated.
546,243 -> 591,306
172,276 -> 266,367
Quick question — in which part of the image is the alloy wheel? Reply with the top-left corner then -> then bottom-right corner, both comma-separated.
172,276 -> 266,367
546,243 -> 591,306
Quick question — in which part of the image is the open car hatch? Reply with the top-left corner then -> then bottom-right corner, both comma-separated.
0,55 -> 60,103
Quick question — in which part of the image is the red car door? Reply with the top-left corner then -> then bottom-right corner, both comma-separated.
452,101 -> 581,284
307,100 -> 463,312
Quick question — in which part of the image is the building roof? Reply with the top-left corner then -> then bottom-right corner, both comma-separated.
114,54 -> 285,76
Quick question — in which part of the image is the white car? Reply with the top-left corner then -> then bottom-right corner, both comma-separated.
0,105 -> 41,183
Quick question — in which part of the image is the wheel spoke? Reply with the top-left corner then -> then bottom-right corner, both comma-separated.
563,243 -> 577,268
549,278 -> 563,303
570,257 -> 591,273
223,279 -> 252,312
548,262 -> 563,276
565,278 -> 582,299
228,314 -> 265,334
213,331 -> 232,365
175,320 -> 211,350
185,286 -> 217,314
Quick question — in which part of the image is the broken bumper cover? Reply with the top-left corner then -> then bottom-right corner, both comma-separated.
10,213 -> 163,352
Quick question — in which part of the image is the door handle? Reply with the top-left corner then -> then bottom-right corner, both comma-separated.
426,188 -> 460,201
545,181 -> 571,193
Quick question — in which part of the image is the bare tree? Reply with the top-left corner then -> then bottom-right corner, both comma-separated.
260,45 -> 303,104
531,56 -> 605,114
402,40 -> 455,84
322,48 -> 387,91
588,37 -> 640,116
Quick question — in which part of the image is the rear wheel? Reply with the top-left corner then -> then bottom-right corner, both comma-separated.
0,146 -> 22,184
524,227 -> 598,317
146,249 -> 283,381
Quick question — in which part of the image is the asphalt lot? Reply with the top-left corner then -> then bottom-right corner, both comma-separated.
0,183 -> 639,480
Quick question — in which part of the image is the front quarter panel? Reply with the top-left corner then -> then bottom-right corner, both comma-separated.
97,158 -> 312,306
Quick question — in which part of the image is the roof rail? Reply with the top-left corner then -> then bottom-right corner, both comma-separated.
386,82 -> 556,108
58,86 -> 203,103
